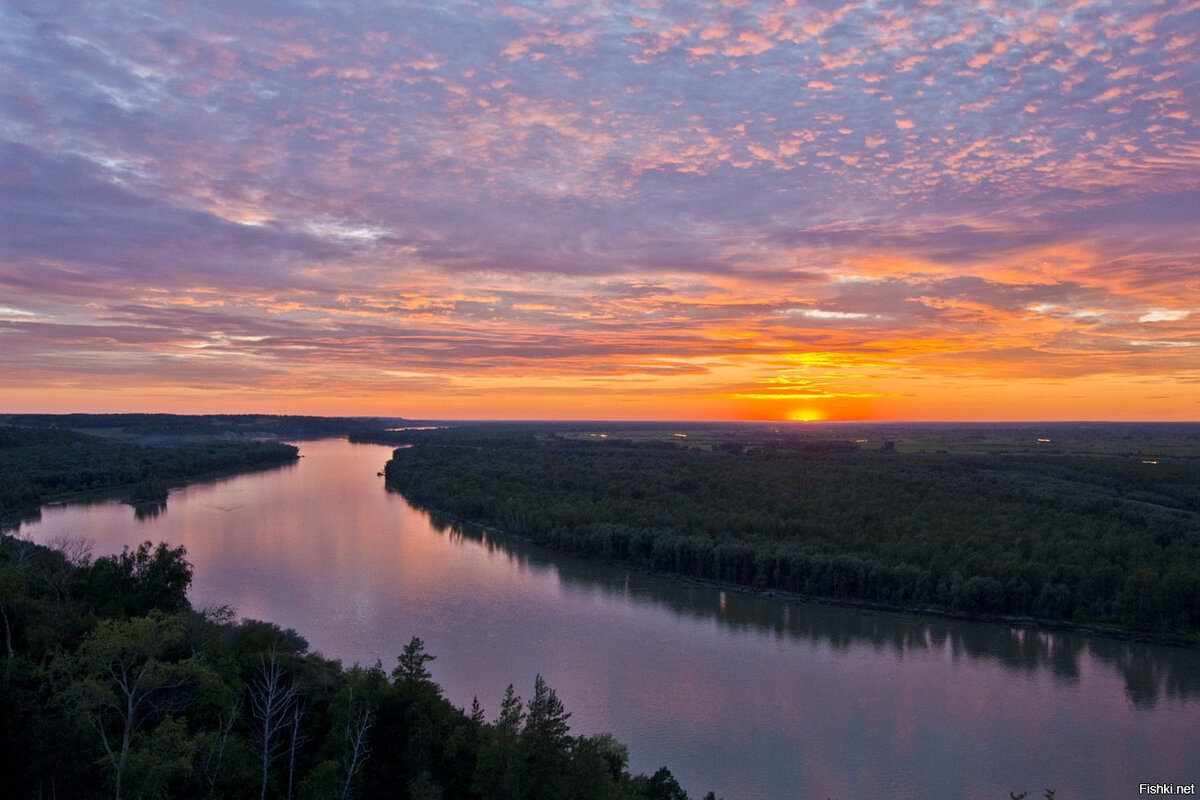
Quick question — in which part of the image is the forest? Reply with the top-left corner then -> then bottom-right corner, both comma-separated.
382,423 -> 1200,639
0,426 -> 300,517
1,414 -> 408,443
0,532 -> 706,800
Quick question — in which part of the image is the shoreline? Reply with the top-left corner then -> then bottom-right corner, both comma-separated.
417,502 -> 1199,650
0,452 -> 300,531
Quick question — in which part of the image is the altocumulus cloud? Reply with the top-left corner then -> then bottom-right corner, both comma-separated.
1,0 -> 1198,416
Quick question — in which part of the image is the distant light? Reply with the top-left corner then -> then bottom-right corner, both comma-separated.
1142,460 -> 1158,465
673,433 -> 688,438
855,439 -> 869,443
1037,438 -> 1051,443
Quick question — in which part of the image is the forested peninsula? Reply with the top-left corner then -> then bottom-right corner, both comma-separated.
382,423 -> 1200,640
0,533 -> 705,800
0,425 -> 300,518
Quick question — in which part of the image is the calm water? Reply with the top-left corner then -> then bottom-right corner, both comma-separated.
12,439 -> 1200,799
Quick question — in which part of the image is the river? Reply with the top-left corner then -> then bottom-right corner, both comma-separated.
12,438 -> 1199,799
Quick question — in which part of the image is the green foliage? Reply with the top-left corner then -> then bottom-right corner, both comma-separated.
0,424 -> 299,516
627,767 -> 691,800
0,533 -> 706,800
383,425 -> 1200,636
55,610 -> 204,800
84,541 -> 193,618
0,413 -> 402,443
393,636 -> 437,685
522,675 -> 572,798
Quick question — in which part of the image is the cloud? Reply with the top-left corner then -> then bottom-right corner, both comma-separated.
1139,309 -> 1190,323
1,0 -> 1198,417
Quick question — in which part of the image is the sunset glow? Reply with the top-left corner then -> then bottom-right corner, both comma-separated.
2,1 -> 1198,420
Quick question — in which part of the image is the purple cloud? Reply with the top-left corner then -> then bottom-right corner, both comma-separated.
1,0 -> 1197,414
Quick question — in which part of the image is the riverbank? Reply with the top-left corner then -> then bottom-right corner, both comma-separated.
1,455 -> 302,529
382,425 -> 1200,644
0,425 -> 299,524
674,572 -> 1200,649
418,502 -> 1200,650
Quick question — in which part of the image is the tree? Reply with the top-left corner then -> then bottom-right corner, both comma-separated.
522,675 -> 573,797
497,684 -> 524,737
195,700 -> 242,800
122,715 -> 196,798
248,646 -> 302,800
0,564 -> 26,675
59,611 -> 195,800
566,733 -> 628,800
288,700 -> 307,800
392,636 -> 436,686
524,675 -> 571,746
339,689 -> 373,800
1119,569 -> 1163,629
41,533 -> 93,605
470,696 -> 485,726
86,541 -> 192,618
473,685 -> 524,800
628,766 -> 690,800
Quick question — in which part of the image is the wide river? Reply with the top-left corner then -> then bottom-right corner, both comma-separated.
12,439 -> 1199,799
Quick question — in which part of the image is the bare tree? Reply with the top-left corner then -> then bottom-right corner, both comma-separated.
197,700 -> 240,800
46,533 -> 94,568
2,530 -> 38,570
0,565 -> 25,680
340,689 -> 373,800
248,646 -> 300,800
42,533 -> 93,605
0,532 -> 37,676
286,700 -> 306,800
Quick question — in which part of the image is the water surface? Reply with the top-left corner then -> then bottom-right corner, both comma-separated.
15,439 -> 1200,799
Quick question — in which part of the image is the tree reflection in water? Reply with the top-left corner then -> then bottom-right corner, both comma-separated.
429,511 -> 1200,708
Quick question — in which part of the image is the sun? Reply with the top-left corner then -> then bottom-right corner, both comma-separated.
786,408 -> 824,422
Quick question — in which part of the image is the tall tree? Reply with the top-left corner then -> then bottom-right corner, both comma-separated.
339,689 -> 373,800
59,611 -> 195,800
248,646 -> 301,800
523,675 -> 572,798
392,636 -> 436,686
473,685 -> 525,800
196,700 -> 241,800
0,564 -> 25,676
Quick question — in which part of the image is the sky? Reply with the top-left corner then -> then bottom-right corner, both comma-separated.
2,0 -> 1198,421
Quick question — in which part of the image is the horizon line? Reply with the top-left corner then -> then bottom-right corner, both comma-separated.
3,412 -> 1199,426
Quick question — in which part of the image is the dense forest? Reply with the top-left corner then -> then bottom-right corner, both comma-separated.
383,424 -> 1200,639
0,532 -> 707,800
0,426 -> 300,516
1,414 -> 409,443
